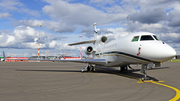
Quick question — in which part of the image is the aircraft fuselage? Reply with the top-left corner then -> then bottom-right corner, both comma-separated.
94,32 -> 176,67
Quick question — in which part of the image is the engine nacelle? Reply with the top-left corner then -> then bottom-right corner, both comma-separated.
101,36 -> 108,43
96,36 -> 108,45
85,46 -> 93,55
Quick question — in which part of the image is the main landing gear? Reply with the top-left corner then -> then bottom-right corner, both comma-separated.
120,65 -> 134,72
120,66 -> 128,72
81,64 -> 95,73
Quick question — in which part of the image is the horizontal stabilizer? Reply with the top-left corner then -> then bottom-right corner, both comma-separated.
68,40 -> 96,46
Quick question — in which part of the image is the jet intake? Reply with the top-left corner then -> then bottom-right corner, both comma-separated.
101,36 -> 108,43
85,46 -> 93,55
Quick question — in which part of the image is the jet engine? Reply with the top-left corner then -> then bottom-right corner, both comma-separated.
96,36 -> 108,45
85,46 -> 93,55
101,36 -> 108,43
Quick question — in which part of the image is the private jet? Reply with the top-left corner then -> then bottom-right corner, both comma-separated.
3,23 -> 176,80
67,23 -> 176,80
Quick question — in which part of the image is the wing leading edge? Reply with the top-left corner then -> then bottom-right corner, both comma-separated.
56,59 -> 106,64
31,59 -> 106,65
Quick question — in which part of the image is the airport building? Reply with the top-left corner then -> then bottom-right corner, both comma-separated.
176,55 -> 180,59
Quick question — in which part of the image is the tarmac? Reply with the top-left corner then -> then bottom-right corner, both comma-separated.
0,62 -> 180,101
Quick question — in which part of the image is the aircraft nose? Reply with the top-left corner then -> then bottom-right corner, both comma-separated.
163,45 -> 176,60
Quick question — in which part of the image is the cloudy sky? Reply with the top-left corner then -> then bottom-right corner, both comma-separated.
0,0 -> 180,57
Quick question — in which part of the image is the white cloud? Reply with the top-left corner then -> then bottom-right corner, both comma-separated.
0,34 -> 16,47
0,25 -> 85,56
19,20 -> 45,27
168,2 -> 180,27
0,26 -> 49,49
0,0 -> 40,17
106,5 -> 126,14
108,27 -> 128,38
81,26 -> 128,42
42,0 -> 127,28
159,33 -> 180,43
13,26 -> 39,42
18,20 -> 75,33
0,13 -> 11,19
89,0 -> 115,5
0,0 -> 23,11
129,7 -> 166,24
49,40 -> 57,48
7,35 -> 15,44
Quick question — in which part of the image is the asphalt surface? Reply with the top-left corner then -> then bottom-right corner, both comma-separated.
0,62 -> 180,101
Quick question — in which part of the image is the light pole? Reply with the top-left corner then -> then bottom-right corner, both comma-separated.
38,25 -> 41,59
79,36 -> 83,58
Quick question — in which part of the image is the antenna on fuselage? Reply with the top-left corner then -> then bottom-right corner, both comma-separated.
127,16 -> 130,34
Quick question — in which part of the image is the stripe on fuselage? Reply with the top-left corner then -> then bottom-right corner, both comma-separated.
96,51 -> 158,63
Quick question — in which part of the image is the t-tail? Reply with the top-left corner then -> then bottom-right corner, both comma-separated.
68,22 -> 107,47
68,23 -> 98,46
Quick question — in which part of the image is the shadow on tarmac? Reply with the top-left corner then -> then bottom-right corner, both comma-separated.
16,66 -> 169,82
16,69 -> 81,73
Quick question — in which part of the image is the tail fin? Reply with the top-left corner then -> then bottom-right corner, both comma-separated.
93,23 -> 98,39
68,23 -> 98,46
3,51 -> 5,61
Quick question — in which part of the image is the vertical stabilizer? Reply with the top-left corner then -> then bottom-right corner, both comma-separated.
93,23 -> 98,39
3,51 -> 5,61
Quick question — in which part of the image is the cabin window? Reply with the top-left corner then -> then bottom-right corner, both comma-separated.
132,36 -> 139,42
153,35 -> 160,40
140,35 -> 154,41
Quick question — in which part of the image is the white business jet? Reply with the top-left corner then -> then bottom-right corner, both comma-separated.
67,23 -> 176,80
3,23 -> 176,80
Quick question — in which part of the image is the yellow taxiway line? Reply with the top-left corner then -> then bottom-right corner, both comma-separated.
97,68 -> 180,101
152,82 -> 180,101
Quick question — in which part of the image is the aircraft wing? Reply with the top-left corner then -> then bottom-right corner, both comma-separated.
68,40 -> 96,46
29,58 -> 106,64
55,59 -> 106,64
5,57 -> 106,65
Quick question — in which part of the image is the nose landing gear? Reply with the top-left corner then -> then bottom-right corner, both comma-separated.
140,64 -> 149,80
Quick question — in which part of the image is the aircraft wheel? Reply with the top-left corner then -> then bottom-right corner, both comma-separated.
121,66 -> 128,72
120,66 -> 124,72
87,66 -> 90,72
124,66 -> 128,71
92,67 -> 95,72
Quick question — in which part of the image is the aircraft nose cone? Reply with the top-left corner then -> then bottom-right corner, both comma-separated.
167,48 -> 176,57
163,45 -> 176,60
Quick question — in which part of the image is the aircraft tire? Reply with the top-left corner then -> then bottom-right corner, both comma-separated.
121,66 -> 128,72
92,67 -> 95,72
120,66 -> 124,72
124,66 -> 128,71
87,66 -> 90,72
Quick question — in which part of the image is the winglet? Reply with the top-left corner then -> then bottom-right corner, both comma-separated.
3,51 -> 5,61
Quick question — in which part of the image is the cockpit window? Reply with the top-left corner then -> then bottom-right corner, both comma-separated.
153,35 -> 160,40
132,36 -> 139,42
140,35 -> 154,41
